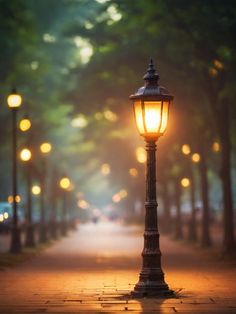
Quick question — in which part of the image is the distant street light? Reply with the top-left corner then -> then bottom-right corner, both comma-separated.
181,177 -> 190,188
20,148 -> 35,247
19,117 -> 31,132
8,88 -> 22,253
39,142 -> 52,242
59,176 -> 71,235
32,185 -> 41,195
130,59 -> 173,297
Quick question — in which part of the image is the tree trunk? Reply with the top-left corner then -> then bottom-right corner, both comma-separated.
199,145 -> 211,247
218,103 -> 235,253
188,165 -> 197,242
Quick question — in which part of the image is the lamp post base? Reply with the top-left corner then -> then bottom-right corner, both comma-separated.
132,283 -> 174,298
132,269 -> 174,298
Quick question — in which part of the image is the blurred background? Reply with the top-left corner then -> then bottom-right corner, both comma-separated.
0,0 -> 235,252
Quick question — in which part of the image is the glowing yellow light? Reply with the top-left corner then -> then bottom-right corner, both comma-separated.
192,153 -> 201,163
214,59 -> 223,70
136,147 -> 147,163
209,67 -> 218,77
8,195 -> 21,204
3,212 -> 9,219
145,101 -> 161,132
7,90 -> 22,108
71,114 -> 88,128
8,195 -> 13,203
78,200 -> 89,209
16,195 -> 21,203
40,142 -> 52,154
0,214 -> 3,222
104,109 -> 118,122
59,177 -> 71,190
129,168 -> 138,177
212,141 -> 220,152
112,194 -> 121,203
20,148 -> 32,161
119,189 -> 128,198
101,163 -> 110,175
32,185 -> 41,195
181,177 -> 190,188
133,100 -> 170,137
19,118 -> 31,131
182,144 -> 191,155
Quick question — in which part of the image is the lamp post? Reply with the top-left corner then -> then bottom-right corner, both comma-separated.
20,148 -> 35,247
39,142 -> 52,242
130,60 -> 173,297
8,88 -> 22,253
59,176 -> 71,236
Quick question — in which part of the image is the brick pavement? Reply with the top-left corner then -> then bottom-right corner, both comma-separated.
0,222 -> 236,313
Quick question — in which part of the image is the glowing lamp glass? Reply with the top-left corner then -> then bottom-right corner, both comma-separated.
134,100 -> 170,138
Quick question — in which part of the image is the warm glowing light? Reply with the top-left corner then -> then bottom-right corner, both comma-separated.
191,153 -> 201,163
145,101 -> 161,132
112,194 -> 121,203
71,114 -> 88,128
40,142 -> 52,154
134,100 -> 170,137
136,146 -> 147,163
8,195 -> 13,203
3,212 -> 9,219
101,163 -> 110,175
19,118 -> 31,131
209,67 -> 218,77
7,90 -> 22,108
119,189 -> 128,198
78,199 -> 89,209
0,214 -> 3,222
16,195 -> 21,203
104,109 -> 118,122
129,168 -> 138,177
20,148 -> 31,161
182,144 -> 191,155
7,195 -> 21,204
32,185 -> 41,195
212,141 -> 220,152
214,59 -> 223,70
59,177 -> 71,190
8,195 -> 21,203
181,177 -> 190,188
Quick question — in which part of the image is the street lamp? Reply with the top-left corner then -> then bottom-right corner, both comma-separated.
59,176 -> 71,236
39,142 -> 52,242
20,148 -> 35,247
7,88 -> 22,253
130,59 -> 173,297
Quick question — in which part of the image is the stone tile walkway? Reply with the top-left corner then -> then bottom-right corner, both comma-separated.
0,222 -> 236,313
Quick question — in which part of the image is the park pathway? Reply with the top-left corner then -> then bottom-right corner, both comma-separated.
0,222 -> 236,313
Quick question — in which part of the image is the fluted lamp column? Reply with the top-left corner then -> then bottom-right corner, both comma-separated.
130,60 -> 174,297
